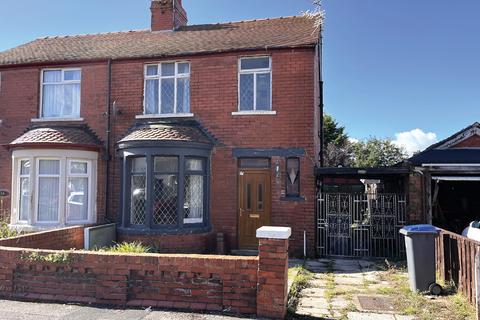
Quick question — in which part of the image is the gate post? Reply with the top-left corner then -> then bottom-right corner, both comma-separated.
256,226 -> 291,319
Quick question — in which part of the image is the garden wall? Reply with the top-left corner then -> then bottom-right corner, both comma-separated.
0,226 -> 290,319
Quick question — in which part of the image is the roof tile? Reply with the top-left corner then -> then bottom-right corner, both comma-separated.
0,16 -> 319,66
10,126 -> 102,149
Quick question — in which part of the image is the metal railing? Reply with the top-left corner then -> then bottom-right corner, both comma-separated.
317,192 -> 407,258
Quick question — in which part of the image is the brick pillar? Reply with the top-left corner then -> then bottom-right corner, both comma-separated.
256,226 -> 291,319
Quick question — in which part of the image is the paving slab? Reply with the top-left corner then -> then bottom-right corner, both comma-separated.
348,312 -> 396,320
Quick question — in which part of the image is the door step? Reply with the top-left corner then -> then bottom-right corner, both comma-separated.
231,249 -> 259,256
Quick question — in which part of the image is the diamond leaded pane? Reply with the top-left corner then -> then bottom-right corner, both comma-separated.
184,175 -> 203,222
130,174 -> 146,225
153,174 -> 178,225
239,74 -> 254,110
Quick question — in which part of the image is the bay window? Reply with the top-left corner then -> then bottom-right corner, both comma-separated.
11,150 -> 97,229
144,62 -> 190,115
121,149 -> 210,233
41,69 -> 81,119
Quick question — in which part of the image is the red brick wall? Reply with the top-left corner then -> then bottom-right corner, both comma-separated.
0,228 -> 290,318
0,226 -> 84,250
0,47 -> 318,256
451,135 -> 480,148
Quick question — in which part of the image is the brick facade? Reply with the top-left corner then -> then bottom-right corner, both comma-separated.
0,226 -> 290,318
0,47 -> 318,256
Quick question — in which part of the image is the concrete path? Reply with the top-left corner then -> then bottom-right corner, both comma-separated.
0,299 -> 252,320
295,258 -> 414,320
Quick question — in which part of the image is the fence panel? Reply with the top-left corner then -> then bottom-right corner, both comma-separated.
435,228 -> 480,304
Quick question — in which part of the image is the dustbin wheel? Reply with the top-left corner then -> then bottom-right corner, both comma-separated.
428,283 -> 442,295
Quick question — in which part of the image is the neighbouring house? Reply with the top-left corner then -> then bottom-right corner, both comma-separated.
406,122 -> 480,234
0,0 -> 321,256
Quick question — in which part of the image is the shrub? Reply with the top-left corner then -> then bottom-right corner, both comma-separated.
95,241 -> 152,254
0,218 -> 18,239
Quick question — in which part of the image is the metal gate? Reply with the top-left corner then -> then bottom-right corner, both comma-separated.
317,192 -> 407,258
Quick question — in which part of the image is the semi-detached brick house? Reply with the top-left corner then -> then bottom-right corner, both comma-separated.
0,0 -> 321,256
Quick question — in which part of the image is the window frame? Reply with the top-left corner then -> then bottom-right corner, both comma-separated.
10,150 -> 97,230
39,68 -> 82,120
121,149 -> 210,233
285,157 -> 301,198
237,56 -> 273,113
183,157 -> 207,224
17,159 -> 31,223
34,157 -> 62,224
143,61 -> 191,116
66,159 -> 93,224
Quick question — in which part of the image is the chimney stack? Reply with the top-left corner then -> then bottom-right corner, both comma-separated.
150,0 -> 188,31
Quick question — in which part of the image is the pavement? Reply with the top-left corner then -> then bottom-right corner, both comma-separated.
295,258 -> 414,320
0,299 -> 253,320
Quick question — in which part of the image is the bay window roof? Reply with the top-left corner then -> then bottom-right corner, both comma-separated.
9,125 -> 102,151
117,120 -> 216,148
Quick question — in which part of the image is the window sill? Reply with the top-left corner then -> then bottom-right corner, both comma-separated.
31,117 -> 84,122
231,111 -> 277,116
136,113 -> 194,119
280,196 -> 306,202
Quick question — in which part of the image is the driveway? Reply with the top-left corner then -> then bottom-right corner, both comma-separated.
292,258 -> 475,320
0,299 -> 252,320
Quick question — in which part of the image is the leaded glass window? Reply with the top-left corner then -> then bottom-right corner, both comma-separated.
239,57 -> 271,111
130,157 -> 147,225
144,62 -> 190,115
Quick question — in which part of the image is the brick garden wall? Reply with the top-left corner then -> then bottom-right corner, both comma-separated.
0,226 -> 290,319
0,226 -> 84,250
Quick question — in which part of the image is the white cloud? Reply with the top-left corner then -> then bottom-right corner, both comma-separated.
393,129 -> 438,155
348,137 -> 359,144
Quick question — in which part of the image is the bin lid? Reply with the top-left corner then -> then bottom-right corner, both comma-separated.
399,224 -> 440,236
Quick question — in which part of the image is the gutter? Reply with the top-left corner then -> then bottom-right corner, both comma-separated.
317,33 -> 324,167
104,59 -> 112,222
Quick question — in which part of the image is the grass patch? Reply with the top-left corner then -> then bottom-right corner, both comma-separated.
287,266 -> 314,316
374,260 -> 477,320
94,241 -> 152,253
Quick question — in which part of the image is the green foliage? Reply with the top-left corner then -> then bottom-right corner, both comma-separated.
23,251 -> 73,264
352,137 -> 407,167
287,266 -> 314,315
0,218 -> 19,239
323,114 -> 354,167
95,241 -> 152,254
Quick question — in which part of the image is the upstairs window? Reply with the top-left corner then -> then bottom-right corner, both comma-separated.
144,62 -> 190,115
238,57 -> 271,111
41,69 -> 81,119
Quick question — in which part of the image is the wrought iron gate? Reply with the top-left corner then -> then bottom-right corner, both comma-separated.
317,192 -> 407,258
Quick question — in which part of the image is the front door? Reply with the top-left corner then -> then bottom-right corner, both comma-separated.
238,169 -> 271,249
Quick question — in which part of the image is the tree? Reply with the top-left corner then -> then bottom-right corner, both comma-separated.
323,114 -> 354,167
352,138 -> 407,167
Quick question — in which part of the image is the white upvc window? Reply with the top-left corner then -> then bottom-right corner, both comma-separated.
66,160 -> 91,223
144,62 -> 190,116
18,159 -> 31,222
11,149 -> 97,230
41,68 -> 81,119
36,159 -> 61,223
238,56 -> 272,112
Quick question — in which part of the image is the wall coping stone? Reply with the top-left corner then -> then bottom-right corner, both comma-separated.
256,226 -> 291,240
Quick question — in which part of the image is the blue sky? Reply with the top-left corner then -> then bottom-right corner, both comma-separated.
1,0 -> 479,153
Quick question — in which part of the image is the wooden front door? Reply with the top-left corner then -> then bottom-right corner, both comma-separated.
238,169 -> 271,249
